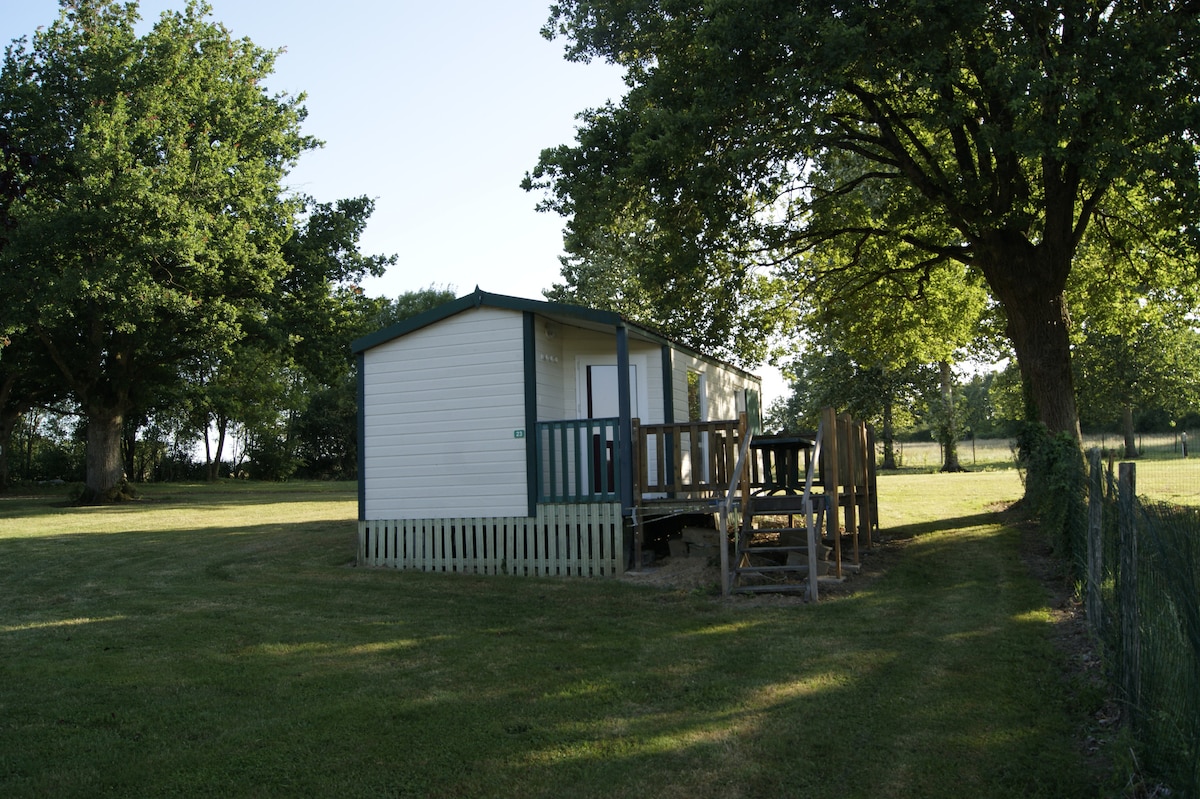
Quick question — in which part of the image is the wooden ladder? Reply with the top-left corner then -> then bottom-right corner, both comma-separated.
728,419 -> 835,599
731,494 -> 833,594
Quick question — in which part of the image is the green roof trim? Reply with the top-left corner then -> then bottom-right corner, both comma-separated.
350,288 -> 621,354
349,287 -> 759,383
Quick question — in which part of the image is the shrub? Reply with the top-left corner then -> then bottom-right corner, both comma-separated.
1015,422 -> 1087,575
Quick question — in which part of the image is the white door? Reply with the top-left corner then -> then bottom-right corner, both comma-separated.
582,364 -> 637,496
586,364 -> 637,419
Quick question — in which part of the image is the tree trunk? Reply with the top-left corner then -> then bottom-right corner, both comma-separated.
82,408 -> 130,503
206,415 -> 228,481
0,410 -> 16,491
938,360 -> 963,472
122,417 -> 139,482
881,389 -> 897,470
977,241 -> 1081,440
1122,404 -> 1137,459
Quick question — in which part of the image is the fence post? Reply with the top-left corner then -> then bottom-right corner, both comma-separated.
1118,461 -> 1140,727
1086,448 -> 1103,636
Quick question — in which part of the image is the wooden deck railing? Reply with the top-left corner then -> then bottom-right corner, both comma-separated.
632,418 -> 745,499
535,415 -> 845,511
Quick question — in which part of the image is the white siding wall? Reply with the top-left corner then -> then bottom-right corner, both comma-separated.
533,317 -> 567,421
558,328 -> 665,423
670,352 -> 759,422
362,307 -> 529,520
632,340 -> 666,424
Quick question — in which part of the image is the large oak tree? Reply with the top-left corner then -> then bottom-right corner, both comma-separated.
526,0 -> 1200,438
0,0 -> 315,500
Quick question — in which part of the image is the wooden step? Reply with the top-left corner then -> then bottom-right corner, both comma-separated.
746,496 -> 813,514
734,562 -> 834,575
745,526 -> 807,535
731,583 -> 810,595
741,544 -> 822,554
730,575 -> 848,595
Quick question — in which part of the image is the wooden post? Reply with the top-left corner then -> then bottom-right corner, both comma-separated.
673,427 -> 685,495
1086,448 -> 1103,636
855,421 -> 873,549
821,407 -> 841,578
1118,462 -> 1139,726
840,413 -> 860,566
631,418 -> 643,572
738,413 -> 751,518
805,424 -> 821,602
866,424 -> 879,532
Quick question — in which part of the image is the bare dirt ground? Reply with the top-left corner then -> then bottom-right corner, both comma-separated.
615,530 -> 902,604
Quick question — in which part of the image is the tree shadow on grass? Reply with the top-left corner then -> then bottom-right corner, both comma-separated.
883,510 -> 1014,540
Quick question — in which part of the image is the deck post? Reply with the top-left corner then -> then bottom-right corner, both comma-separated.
738,413 -> 750,519
616,324 -> 638,569
840,412 -> 860,566
821,407 -> 842,578
856,421 -> 874,548
631,417 -> 644,571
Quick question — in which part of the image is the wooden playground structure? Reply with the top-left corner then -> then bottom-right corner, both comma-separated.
724,406 -> 878,599
630,406 -> 878,600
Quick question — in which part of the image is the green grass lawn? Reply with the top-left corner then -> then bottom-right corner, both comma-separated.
1,476 -> 1107,798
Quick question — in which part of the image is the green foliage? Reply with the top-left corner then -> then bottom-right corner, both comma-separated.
292,378 -> 358,478
0,0 -> 317,496
242,433 -> 300,482
542,223 -> 793,366
371,286 -> 458,333
960,372 -> 1018,439
3,406 -> 86,484
179,196 -> 402,481
529,0 -> 1200,438
277,196 -> 396,387
0,336 -> 71,489
1015,424 -> 1087,569
1069,244 -> 1200,442
768,346 -> 934,430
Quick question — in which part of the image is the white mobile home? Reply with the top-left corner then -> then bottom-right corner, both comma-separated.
353,289 -> 762,577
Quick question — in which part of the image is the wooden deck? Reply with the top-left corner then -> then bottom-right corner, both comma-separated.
631,409 -> 878,599
529,408 -> 878,599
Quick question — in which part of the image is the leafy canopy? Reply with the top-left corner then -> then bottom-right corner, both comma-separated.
0,0 -> 317,496
528,0 -> 1200,436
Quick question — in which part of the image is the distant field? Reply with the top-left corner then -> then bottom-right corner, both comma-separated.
885,436 -> 1200,505
888,437 -> 1017,471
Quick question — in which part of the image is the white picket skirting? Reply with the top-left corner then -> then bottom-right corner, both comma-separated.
358,503 -> 625,577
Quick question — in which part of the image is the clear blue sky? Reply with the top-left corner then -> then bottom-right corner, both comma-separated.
2,1 -> 787,398
0,0 -> 627,303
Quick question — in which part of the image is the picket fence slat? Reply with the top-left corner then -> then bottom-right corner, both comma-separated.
358,504 -> 623,578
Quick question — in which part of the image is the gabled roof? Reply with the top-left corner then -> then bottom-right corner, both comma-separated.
351,287 -> 759,382
352,288 -> 618,354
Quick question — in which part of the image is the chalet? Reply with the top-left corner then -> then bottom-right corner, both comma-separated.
352,289 -> 761,575
353,289 -> 876,599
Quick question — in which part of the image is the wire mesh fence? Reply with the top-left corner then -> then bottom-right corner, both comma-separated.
1080,451 -> 1200,796
1082,431 -> 1200,504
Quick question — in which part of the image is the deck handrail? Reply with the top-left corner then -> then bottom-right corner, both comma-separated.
632,418 -> 743,498
801,419 -> 825,601
717,415 -> 754,596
